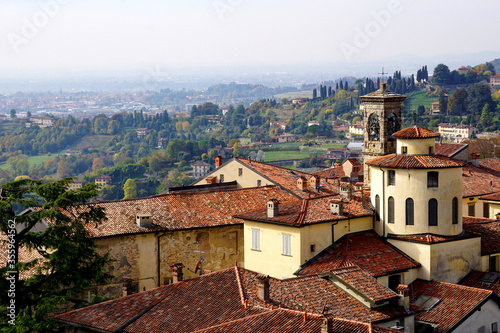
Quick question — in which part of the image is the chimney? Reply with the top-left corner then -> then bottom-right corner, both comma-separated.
170,263 -> 185,283
381,82 -> 387,90
330,199 -> 344,215
396,284 -> 410,310
267,199 -> 279,218
136,214 -> 152,227
340,183 -> 352,199
256,274 -> 270,302
297,176 -> 307,191
215,155 -> 223,168
309,175 -> 320,190
471,152 -> 480,167
320,318 -> 332,333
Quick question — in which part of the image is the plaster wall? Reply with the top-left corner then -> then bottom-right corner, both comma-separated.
396,138 -> 436,155
453,299 -> 500,333
194,159 -> 270,188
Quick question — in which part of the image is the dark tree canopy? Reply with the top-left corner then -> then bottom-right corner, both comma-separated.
432,64 -> 451,86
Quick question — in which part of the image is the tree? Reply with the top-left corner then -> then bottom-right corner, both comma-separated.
10,109 -> 16,119
57,159 -> 71,178
123,178 -> 137,199
468,82 -> 495,115
448,89 -> 468,115
432,64 -> 451,86
0,178 -> 111,331
162,169 -> 189,190
312,88 -> 317,99
439,91 -> 447,115
92,157 -> 105,172
479,103 -> 494,129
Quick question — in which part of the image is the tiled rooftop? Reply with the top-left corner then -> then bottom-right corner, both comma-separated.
235,157 -> 339,199
463,216 -> 500,255
387,228 -> 479,245
434,143 -> 468,158
410,279 -> 494,333
0,233 -> 43,280
366,154 -> 465,169
462,163 -> 500,197
480,191 -> 500,201
391,126 -> 440,139
296,231 -> 420,277
56,266 -> 410,332
234,193 -> 372,227
459,270 -> 500,297
69,186 -> 295,238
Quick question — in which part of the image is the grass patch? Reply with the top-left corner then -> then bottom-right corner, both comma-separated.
274,90 -> 313,100
0,154 -> 54,170
321,143 -> 346,149
264,151 -> 310,162
404,90 -> 438,111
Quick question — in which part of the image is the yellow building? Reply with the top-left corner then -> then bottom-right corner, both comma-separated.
95,174 -> 112,190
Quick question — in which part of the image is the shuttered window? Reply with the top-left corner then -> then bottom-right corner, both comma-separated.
388,197 -> 395,224
251,228 -> 260,250
452,197 -> 459,224
282,234 -> 291,256
427,172 -> 438,188
375,195 -> 380,222
429,199 -> 438,226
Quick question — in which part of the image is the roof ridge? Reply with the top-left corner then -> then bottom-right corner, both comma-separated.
234,266 -> 246,306
190,309 -> 279,333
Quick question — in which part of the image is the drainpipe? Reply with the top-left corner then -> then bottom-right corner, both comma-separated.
157,232 -> 167,287
380,166 -> 386,238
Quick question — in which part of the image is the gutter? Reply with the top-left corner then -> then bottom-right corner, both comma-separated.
157,232 -> 167,287
380,166 -> 386,238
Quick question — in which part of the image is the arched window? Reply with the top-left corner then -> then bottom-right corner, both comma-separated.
406,198 -> 414,225
375,195 -> 380,222
429,199 -> 438,226
452,197 -> 459,225
388,197 -> 395,224
368,114 -> 380,141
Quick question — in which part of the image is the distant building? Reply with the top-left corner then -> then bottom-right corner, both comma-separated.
0,114 -> 7,122
307,121 -> 320,127
95,175 -> 112,190
490,74 -> 500,87
157,138 -> 168,148
68,180 -> 85,190
192,161 -> 212,179
136,128 -> 150,138
458,66 -> 471,75
291,97 -> 306,104
438,123 -> 478,143
272,133 -> 296,143
30,116 -> 53,127
349,123 -> 364,136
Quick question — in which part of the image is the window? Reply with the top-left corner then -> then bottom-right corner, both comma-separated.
388,170 -> 396,186
401,146 -> 407,154
257,180 -> 261,187
490,256 -> 497,272
428,199 -> 438,226
429,146 -> 434,154
251,228 -> 260,250
388,197 -> 395,224
375,195 -> 380,222
492,322 -> 498,333
219,174 -> 224,183
282,234 -> 291,256
238,168 -> 243,176
388,274 -> 401,292
405,198 -> 414,225
468,203 -> 475,217
484,202 -> 490,218
310,244 -> 316,252
452,197 -> 459,225
427,172 -> 439,188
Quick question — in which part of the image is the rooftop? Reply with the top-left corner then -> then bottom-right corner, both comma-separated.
434,143 -> 468,158
459,270 -> 500,298
366,154 -> 465,169
463,216 -> 500,255
462,162 -> 500,197
391,126 -> 440,139
297,231 -> 420,277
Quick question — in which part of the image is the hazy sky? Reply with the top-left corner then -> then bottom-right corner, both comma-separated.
1,0 -> 499,75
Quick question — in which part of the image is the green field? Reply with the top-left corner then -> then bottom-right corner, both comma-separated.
71,135 -> 115,149
404,91 -> 438,111
321,143 -> 345,149
264,151 -> 311,162
274,90 -> 313,100
0,154 -> 54,170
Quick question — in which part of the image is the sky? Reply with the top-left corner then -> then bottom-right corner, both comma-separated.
1,0 -> 499,78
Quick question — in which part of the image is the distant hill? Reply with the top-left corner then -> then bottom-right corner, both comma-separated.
491,58 -> 500,73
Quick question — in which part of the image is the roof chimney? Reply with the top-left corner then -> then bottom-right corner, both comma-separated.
215,155 -> 223,168
396,284 -> 410,310
309,175 -> 320,190
256,274 -> 270,302
170,263 -> 185,283
267,199 -> 279,218
136,214 -> 152,227
297,176 -> 307,191
471,152 -> 480,167
330,200 -> 344,215
321,318 -> 332,333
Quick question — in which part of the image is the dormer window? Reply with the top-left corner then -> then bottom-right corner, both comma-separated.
401,146 -> 407,155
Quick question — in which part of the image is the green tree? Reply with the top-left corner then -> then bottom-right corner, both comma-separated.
448,89 -> 468,115
162,169 -> 189,190
431,64 -> 451,86
123,178 -> 137,199
439,91 -> 447,115
468,82 -> 495,114
480,103 -> 494,129
9,109 -> 16,119
0,178 -> 111,331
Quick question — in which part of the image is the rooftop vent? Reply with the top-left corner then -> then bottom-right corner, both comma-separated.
136,214 -> 152,227
215,155 -> 223,167
267,199 -> 279,218
297,176 -> 307,191
256,274 -> 270,302
330,200 -> 344,216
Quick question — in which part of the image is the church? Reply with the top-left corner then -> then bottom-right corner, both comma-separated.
56,84 -> 500,333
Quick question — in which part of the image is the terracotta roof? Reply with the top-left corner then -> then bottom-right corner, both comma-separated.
57,266 -> 410,332
480,191 -> 500,201
329,266 -> 399,303
297,231 -> 420,277
234,193 -> 372,227
234,157 -> 339,199
0,233 -> 43,280
434,143 -> 468,158
459,270 -> 500,298
193,309 -> 401,333
313,166 -> 348,179
70,186 -> 295,238
366,154 -> 465,169
387,228 -> 479,245
479,157 -> 500,173
391,126 -> 440,139
410,279 -> 494,333
462,162 -> 500,197
463,216 -> 500,255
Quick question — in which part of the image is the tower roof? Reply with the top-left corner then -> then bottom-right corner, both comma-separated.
359,83 -> 406,101
391,126 -> 440,139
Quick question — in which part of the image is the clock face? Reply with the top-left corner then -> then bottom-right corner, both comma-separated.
368,114 -> 380,141
387,113 -> 399,138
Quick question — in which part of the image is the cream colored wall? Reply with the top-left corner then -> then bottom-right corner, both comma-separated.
300,217 -> 373,263
376,268 -> 420,288
244,220 -> 302,279
193,160 -> 270,188
454,299 -> 500,333
396,138 -> 435,155
463,196 -> 485,218
371,166 -> 463,237
479,200 -> 500,219
388,237 -> 481,283
482,254 -> 500,271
